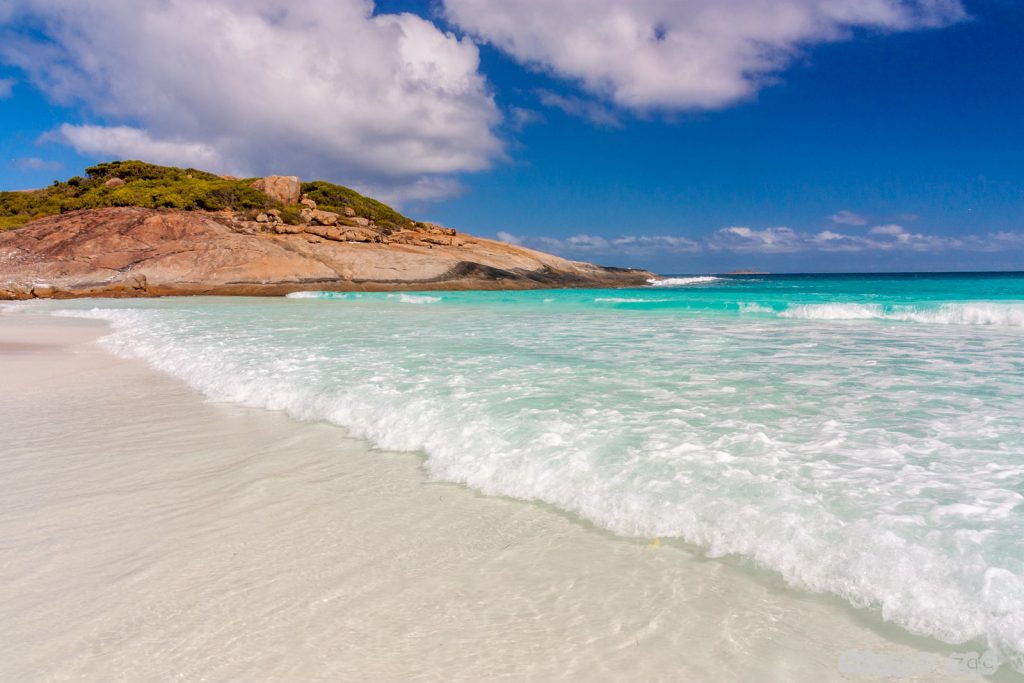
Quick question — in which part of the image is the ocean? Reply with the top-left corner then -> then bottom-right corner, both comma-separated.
40,272 -> 1024,674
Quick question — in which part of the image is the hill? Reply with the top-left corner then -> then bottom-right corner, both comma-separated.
0,162 -> 653,298
0,160 -> 409,231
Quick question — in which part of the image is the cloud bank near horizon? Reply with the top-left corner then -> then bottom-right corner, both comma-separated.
497,222 -> 1024,259
0,0 -> 503,202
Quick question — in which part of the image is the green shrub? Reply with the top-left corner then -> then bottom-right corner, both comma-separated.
0,160 -> 278,229
0,160 -> 409,231
301,180 -> 408,228
279,205 -> 303,225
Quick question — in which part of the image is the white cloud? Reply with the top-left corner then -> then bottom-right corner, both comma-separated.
494,223 -> 1024,260
495,231 -> 523,245
54,125 -> 225,171
868,223 -> 907,236
830,209 -> 869,226
710,224 -> 1024,254
443,0 -> 965,111
611,235 -> 701,252
536,91 -> 621,128
508,107 -> 542,131
509,232 -> 702,256
0,77 -> 14,99
10,156 -> 63,171
1,0 -> 503,202
709,226 -> 804,253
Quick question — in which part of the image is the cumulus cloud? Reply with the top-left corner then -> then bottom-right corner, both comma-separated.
709,226 -> 804,253
10,156 -> 63,172
53,125 -> 225,171
0,0 -> 503,202
830,209 -> 869,226
443,0 -> 965,111
0,77 -> 14,99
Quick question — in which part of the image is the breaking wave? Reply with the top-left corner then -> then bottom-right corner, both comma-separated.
647,276 -> 722,287
48,277 -> 1024,673
780,302 -> 1024,327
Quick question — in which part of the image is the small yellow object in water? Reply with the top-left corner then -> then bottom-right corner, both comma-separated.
650,538 -> 660,548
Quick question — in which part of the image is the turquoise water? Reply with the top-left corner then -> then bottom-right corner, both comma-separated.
37,272 -> 1024,672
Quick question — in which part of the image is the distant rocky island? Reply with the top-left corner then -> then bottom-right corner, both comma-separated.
0,161 -> 652,299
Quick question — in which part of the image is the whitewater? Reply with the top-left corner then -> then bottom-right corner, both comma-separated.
37,272 -> 1024,673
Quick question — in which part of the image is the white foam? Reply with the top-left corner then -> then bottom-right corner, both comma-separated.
594,297 -> 671,303
397,293 -> 441,304
647,276 -> 721,287
52,301 -> 1024,673
780,302 -> 1024,327
738,302 -> 774,314
285,291 -> 362,300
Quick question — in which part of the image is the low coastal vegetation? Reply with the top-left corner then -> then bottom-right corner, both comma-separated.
0,160 -> 410,230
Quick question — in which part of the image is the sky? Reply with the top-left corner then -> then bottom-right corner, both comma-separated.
0,0 -> 1022,273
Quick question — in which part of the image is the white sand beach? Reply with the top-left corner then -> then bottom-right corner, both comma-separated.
0,313 -> 991,682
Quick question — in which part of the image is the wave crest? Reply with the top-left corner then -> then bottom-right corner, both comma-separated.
780,303 -> 1024,327
647,276 -> 721,287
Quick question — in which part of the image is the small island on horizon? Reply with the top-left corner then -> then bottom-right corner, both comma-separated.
0,161 -> 654,300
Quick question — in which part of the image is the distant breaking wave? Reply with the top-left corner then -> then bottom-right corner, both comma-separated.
779,302 -> 1024,327
285,291 -> 442,304
285,291 -> 362,300
647,276 -> 722,287
393,293 -> 441,304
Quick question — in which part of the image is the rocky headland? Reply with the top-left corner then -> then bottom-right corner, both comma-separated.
0,162 -> 653,299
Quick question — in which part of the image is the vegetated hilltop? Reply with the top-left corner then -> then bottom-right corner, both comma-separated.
0,161 -> 654,299
0,160 -> 408,231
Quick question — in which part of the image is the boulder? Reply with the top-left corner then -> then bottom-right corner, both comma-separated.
385,231 -> 420,245
421,222 -> 456,236
104,177 -> 126,188
304,225 -> 381,243
300,208 -> 340,226
300,197 -> 317,209
255,213 -> 270,223
342,206 -> 356,217
352,216 -> 370,227
251,176 -> 301,205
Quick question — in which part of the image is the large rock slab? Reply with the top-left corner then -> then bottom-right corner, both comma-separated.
0,207 -> 655,299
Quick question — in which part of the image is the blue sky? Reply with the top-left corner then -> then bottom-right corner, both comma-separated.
1,0 -> 1022,273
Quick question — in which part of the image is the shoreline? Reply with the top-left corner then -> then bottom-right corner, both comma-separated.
0,311 -> 1004,681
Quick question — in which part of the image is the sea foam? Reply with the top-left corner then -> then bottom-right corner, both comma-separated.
50,279 -> 1024,673
780,302 -> 1024,326
647,276 -> 721,286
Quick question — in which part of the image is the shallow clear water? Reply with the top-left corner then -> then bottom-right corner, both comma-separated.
41,272 -> 1024,672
